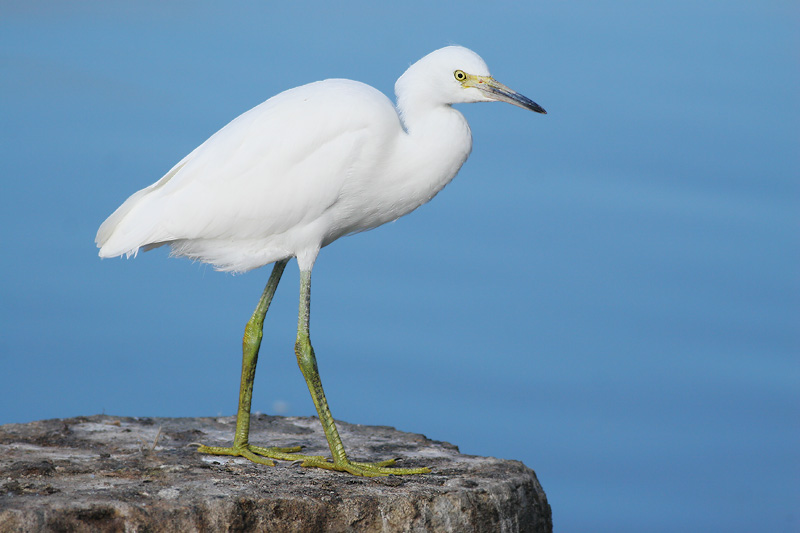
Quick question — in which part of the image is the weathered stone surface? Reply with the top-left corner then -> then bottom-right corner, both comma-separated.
0,415 -> 551,532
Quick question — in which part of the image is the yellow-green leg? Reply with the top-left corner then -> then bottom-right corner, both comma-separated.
292,269 -> 430,477
197,261 -> 429,476
197,259 -> 325,465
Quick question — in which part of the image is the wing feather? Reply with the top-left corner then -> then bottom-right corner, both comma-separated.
97,79 -> 397,269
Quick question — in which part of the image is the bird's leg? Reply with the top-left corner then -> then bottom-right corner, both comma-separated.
196,259 -> 322,465
292,269 -> 430,477
196,263 -> 427,475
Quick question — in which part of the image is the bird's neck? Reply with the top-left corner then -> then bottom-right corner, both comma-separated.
393,103 -> 473,207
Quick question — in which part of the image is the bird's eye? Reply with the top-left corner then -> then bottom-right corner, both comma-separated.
454,70 -> 467,82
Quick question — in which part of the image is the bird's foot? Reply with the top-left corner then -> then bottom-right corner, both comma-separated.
196,443 -> 318,466
298,456 -> 431,477
197,443 -> 429,476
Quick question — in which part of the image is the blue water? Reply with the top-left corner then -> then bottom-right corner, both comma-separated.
1,3 -> 797,531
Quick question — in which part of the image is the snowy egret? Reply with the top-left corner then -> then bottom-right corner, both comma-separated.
96,46 -> 546,476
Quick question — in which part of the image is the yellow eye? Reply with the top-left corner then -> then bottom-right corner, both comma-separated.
454,70 -> 467,82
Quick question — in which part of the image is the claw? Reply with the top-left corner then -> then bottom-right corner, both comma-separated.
196,443 -> 429,476
299,456 -> 430,477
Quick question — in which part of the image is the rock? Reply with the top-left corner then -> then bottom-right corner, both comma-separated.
0,415 -> 552,532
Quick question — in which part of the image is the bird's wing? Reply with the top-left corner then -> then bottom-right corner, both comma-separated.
97,80 -> 398,258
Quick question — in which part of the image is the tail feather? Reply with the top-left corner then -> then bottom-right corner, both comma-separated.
96,188 -> 153,257
96,157 -> 191,258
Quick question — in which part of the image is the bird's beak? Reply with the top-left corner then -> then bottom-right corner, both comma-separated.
465,75 -> 547,114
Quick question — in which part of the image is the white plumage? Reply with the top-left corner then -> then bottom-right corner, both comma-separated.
97,47 -> 500,272
96,46 -> 543,272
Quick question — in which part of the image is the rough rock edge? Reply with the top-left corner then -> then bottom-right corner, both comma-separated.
0,415 -> 552,532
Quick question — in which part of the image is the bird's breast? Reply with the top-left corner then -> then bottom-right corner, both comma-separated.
320,105 -> 473,245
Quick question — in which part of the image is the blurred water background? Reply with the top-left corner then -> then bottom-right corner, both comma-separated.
1,2 -> 797,531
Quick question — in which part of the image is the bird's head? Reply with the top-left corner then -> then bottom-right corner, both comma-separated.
396,46 -> 546,114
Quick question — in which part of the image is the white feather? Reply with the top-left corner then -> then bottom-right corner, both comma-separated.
96,46 -> 540,273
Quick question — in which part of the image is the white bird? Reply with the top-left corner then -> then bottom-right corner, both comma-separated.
96,45 -> 546,476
